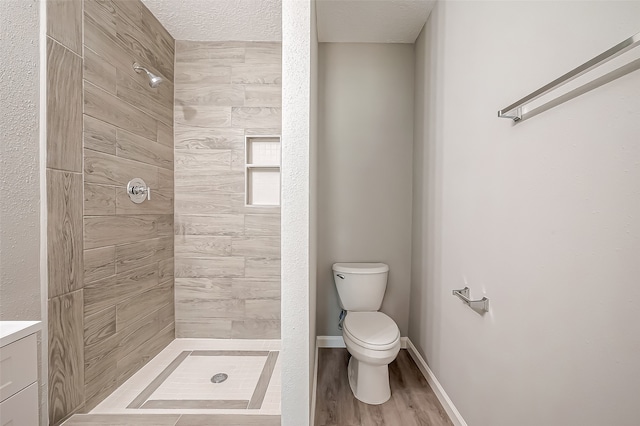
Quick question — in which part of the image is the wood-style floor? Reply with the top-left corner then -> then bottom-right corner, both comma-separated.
315,349 -> 454,426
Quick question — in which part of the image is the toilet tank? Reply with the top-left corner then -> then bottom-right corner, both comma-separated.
332,263 -> 389,311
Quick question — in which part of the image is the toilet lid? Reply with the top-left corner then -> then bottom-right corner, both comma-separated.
343,312 -> 400,350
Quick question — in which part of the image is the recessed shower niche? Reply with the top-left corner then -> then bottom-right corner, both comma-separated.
245,136 -> 282,206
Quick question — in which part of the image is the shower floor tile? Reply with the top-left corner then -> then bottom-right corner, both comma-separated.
91,339 -> 281,416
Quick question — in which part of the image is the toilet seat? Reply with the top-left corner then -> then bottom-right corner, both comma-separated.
343,312 -> 400,351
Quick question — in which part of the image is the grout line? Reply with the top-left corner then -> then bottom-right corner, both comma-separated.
127,350 -> 191,409
47,35 -> 83,59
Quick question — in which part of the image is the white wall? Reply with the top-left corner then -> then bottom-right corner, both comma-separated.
282,0 -> 314,424
410,2 -> 640,425
317,43 -> 414,336
309,0 -> 318,420
0,0 -> 41,321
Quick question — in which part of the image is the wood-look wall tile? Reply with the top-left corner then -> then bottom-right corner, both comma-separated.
174,170 -> 244,194
157,122 -> 174,148
231,107 -> 281,129
139,4 -> 175,58
230,149 -> 245,171
175,105 -> 231,128
84,115 -> 117,155
158,258 -> 174,282
47,0 -> 82,54
116,315 -> 172,385
245,257 -> 280,278
84,246 -> 116,284
175,257 -> 244,278
157,168 -> 174,191
175,235 -> 232,257
80,0 -> 176,409
84,377 -> 116,413
157,298 -> 175,331
243,85 -> 282,107
116,280 -> 173,330
117,309 -> 161,363
84,215 -> 158,249
231,64 -> 281,85
115,129 -> 174,170
114,5 -> 174,82
115,237 -> 173,273
231,236 -> 280,257
84,332 -> 118,409
176,41 -> 244,64
47,170 -> 83,298
244,214 -> 280,236
176,296 -> 243,320
85,183 -> 116,216
84,149 -> 158,187
85,82 -> 157,140
47,38 -> 83,172
84,263 -> 158,316
175,85 -> 244,107
176,64 -> 231,85
174,193 -> 236,215
231,320 -> 280,339
49,290 -> 84,425
84,307 -> 116,346
175,278 -> 233,300
83,0 -> 117,37
244,127 -> 282,136
176,319 -> 231,339
84,47 -> 116,94
245,299 -> 281,320
175,150 -> 231,172
175,215 -> 244,236
244,43 -> 281,64
84,332 -> 118,381
156,215 -> 174,236
117,322 -> 175,386
174,40 -> 282,339
174,126 -> 244,150
116,71 -> 173,126
221,193 -> 278,215
232,278 -> 280,300
83,14 -> 141,87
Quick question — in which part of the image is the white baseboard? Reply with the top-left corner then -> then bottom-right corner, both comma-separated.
405,338 -> 468,426
316,335 -> 345,348
310,343 -> 319,426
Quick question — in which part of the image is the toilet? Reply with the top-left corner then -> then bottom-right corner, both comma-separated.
333,262 -> 401,405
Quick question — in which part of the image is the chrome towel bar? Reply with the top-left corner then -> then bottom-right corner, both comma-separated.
498,30 -> 640,121
452,287 -> 489,313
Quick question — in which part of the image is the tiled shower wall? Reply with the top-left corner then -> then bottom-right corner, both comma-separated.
174,41 -> 282,339
46,1 -> 175,424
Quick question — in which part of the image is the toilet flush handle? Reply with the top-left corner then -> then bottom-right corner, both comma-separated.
336,274 -> 345,279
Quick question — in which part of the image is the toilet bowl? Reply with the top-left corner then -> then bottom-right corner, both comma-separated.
332,262 -> 401,405
343,311 -> 401,404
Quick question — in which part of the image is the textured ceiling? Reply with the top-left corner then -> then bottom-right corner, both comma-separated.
140,0 -> 282,41
316,0 -> 435,43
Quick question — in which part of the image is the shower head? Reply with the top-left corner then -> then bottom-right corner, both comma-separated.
133,62 -> 163,88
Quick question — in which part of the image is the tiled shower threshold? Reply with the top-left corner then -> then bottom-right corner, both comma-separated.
64,339 -> 281,425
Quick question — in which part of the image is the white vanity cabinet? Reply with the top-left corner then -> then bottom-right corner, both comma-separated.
0,321 -> 41,426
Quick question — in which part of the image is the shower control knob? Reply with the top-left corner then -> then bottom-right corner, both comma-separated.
127,178 -> 150,204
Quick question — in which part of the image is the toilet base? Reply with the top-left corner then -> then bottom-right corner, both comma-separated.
347,356 -> 391,405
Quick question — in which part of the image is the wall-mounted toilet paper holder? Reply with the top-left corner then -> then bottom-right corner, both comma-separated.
452,287 -> 489,313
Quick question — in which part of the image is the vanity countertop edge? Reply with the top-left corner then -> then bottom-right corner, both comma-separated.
0,321 -> 42,348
